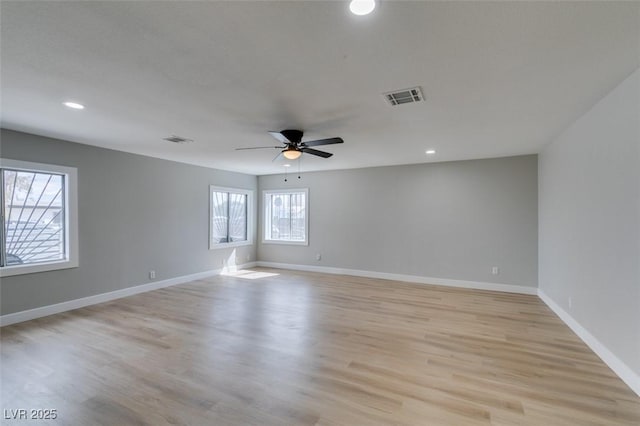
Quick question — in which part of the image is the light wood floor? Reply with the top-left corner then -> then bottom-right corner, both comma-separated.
2,269 -> 639,425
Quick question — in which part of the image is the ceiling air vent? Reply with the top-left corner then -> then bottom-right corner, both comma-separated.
163,135 -> 194,144
383,87 -> 424,106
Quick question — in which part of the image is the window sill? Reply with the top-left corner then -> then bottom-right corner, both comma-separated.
0,259 -> 79,277
262,240 -> 309,246
209,240 -> 253,250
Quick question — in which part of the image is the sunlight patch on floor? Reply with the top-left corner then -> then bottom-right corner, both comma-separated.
221,269 -> 280,280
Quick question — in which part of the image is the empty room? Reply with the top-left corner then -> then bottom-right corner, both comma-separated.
1,1 -> 639,425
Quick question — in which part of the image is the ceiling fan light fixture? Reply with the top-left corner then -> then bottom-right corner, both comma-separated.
283,148 -> 302,160
349,0 -> 376,16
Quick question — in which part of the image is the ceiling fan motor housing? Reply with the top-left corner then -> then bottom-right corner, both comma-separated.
281,129 -> 304,145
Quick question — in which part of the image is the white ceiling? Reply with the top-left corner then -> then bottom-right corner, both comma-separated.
1,1 -> 639,175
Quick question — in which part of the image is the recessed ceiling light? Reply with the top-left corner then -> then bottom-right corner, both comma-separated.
426,150 -> 436,155
283,164 -> 291,167
63,101 -> 84,110
349,0 -> 376,16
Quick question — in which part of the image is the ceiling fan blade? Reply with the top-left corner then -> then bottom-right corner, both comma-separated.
268,131 -> 290,144
302,137 -> 344,147
272,151 -> 283,162
235,146 -> 281,150
301,147 -> 333,158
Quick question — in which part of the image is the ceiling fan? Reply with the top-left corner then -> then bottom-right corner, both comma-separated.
236,129 -> 344,160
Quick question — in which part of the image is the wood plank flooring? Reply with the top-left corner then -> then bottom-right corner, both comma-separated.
1,268 -> 639,425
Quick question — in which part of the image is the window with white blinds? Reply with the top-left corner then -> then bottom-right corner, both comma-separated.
263,189 -> 308,245
209,186 -> 252,249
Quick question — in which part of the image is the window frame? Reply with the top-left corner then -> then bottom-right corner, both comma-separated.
262,188 -> 309,246
209,185 -> 254,250
0,158 -> 79,277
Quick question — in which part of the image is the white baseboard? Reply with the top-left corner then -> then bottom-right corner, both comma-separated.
255,261 -> 538,295
538,289 -> 640,397
0,262 -> 257,327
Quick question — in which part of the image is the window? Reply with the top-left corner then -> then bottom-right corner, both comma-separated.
263,189 -> 308,245
209,186 -> 253,249
0,159 -> 78,277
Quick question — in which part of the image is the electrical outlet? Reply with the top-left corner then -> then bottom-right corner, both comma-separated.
246,254 -> 251,261
149,270 -> 156,280
568,297 -> 572,309
491,266 -> 499,275
316,253 -> 322,261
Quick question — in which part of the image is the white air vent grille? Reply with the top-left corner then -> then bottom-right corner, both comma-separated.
163,135 -> 194,144
384,87 -> 424,106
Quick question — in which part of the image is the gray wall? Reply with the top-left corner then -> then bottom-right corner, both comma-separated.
258,155 -> 538,287
0,129 -> 257,315
539,69 -> 640,375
